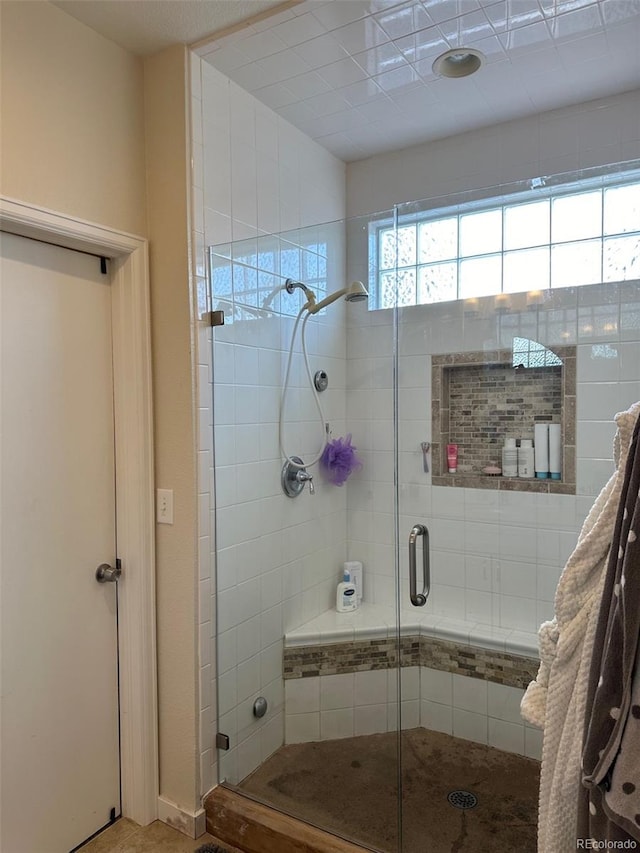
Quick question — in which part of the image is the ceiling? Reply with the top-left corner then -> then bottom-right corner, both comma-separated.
52,0 -> 284,56
54,0 -> 640,163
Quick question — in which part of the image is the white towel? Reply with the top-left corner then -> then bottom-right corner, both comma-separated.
521,400 -> 640,853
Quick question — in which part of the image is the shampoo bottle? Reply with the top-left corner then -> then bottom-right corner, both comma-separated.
344,561 -> 363,605
336,569 -> 357,613
518,439 -> 534,478
502,438 -> 518,477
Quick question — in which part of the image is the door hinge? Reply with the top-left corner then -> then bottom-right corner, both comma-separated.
100,257 -> 108,275
216,732 -> 230,750
203,310 -> 225,328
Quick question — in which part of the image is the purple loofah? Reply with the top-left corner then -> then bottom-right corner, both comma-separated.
320,434 -> 362,486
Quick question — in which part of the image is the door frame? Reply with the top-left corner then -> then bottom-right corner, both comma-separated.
0,196 -> 158,827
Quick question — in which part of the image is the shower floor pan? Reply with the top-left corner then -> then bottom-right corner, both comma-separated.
205,727 -> 539,853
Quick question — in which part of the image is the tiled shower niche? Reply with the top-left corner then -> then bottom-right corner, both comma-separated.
431,346 -> 576,494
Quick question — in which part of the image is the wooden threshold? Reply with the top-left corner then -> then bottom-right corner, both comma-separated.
204,785 -> 369,853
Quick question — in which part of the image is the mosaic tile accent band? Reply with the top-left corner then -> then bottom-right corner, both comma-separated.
284,635 -> 538,690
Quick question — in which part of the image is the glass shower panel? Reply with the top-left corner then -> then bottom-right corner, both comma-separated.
392,169 -> 640,851
209,213 -> 404,852
393,191 -> 546,851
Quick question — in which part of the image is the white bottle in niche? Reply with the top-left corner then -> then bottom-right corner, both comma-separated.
502,438 -> 518,477
518,439 -> 535,478
344,561 -> 363,605
336,569 -> 357,613
549,424 -> 562,480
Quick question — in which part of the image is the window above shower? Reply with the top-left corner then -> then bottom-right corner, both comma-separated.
370,167 -> 640,311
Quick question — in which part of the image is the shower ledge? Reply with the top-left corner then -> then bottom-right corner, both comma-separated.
284,603 -> 537,659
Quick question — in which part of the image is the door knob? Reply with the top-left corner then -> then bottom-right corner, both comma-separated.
95,562 -> 121,583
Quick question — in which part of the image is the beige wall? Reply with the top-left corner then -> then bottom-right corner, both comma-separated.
2,1 -> 200,816
0,0 -> 146,236
144,45 -> 199,813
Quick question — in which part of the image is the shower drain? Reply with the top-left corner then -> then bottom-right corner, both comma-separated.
447,790 -> 478,810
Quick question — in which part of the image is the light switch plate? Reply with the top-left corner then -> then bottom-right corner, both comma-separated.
157,488 -> 174,524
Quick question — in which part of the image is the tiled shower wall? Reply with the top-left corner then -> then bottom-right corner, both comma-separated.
344,88 -> 640,643
191,54 -> 346,794
344,285 -> 640,639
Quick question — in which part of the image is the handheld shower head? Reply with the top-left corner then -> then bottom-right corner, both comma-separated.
306,281 -> 369,314
344,280 -> 369,302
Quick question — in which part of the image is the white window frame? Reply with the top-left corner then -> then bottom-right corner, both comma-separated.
370,168 -> 640,310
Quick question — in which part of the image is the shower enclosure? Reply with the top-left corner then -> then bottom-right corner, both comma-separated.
208,166 -> 640,851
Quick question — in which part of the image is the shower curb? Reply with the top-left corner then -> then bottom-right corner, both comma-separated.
204,786 -> 369,853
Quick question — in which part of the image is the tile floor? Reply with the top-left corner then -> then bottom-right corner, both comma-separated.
80,818 -> 245,853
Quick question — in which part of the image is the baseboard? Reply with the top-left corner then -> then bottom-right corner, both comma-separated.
158,795 -> 207,838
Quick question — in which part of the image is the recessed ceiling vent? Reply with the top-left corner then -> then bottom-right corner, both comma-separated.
433,48 -> 485,78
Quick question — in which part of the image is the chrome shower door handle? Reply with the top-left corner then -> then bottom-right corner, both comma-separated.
409,524 -> 430,607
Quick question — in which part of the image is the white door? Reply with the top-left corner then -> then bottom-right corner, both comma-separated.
0,232 -> 120,852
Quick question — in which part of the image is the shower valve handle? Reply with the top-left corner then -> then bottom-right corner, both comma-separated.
295,469 -> 314,494
281,457 -> 314,498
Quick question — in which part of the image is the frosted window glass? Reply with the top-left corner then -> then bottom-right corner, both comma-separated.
418,262 -> 457,303
280,246 -> 301,280
418,217 -> 458,262
459,255 -> 501,298
603,235 -> 640,281
604,184 -> 640,235
551,240 -> 601,288
380,271 -> 396,307
460,209 -> 502,256
552,191 -> 602,242
380,269 -> 417,307
504,200 -> 550,249
503,247 -> 550,292
303,250 -> 319,280
211,254 -> 232,298
380,228 -> 397,270
233,264 -> 258,306
395,269 -> 417,305
396,225 -> 417,268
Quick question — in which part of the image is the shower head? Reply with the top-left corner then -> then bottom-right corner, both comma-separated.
306,281 -> 369,314
344,280 -> 369,302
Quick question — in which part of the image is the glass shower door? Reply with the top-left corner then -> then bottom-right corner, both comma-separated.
392,191 -> 560,852
209,218 -> 405,852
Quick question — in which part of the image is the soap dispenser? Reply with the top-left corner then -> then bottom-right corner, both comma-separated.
336,568 -> 357,613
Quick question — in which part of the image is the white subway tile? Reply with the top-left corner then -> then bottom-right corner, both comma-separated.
453,674 -> 488,714
401,699 -> 420,730
420,668 -> 453,705
286,712 -> 320,744
286,676 -> 320,714
217,628 -> 237,675
499,595 -> 538,632
421,700 -> 453,735
261,713 -> 285,761
355,669 -> 388,706
525,725 -> 543,760
487,682 -> 526,725
355,703 -> 388,735
321,708 -> 355,740
237,731 -> 262,782
488,718 -> 525,755
321,672 -> 355,710
453,708 -> 488,744
499,526 -> 537,562
400,666 -> 420,701
236,614 -> 261,663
